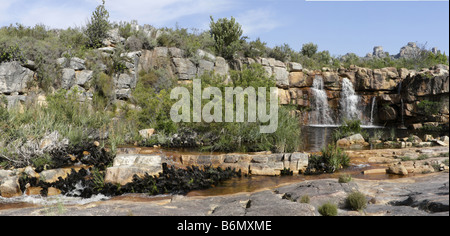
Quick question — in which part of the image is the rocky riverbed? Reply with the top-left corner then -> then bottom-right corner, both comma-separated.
0,171 -> 447,216
0,146 -> 448,216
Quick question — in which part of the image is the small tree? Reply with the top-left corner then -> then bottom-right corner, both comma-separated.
209,16 -> 244,60
85,0 -> 110,48
301,42 -> 318,58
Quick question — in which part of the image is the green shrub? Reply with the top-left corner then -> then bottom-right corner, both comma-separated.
301,42 -> 318,58
332,119 -> 362,142
209,16 -> 244,60
306,144 -> 350,174
417,100 -> 441,115
85,0 -> 110,48
346,191 -> 367,211
338,174 -> 352,183
299,195 -> 310,204
318,202 -> 338,216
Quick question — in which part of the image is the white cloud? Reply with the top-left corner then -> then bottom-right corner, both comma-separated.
236,8 -> 281,36
104,0 -> 233,26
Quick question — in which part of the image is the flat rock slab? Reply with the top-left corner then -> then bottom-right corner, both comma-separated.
1,172 -> 448,216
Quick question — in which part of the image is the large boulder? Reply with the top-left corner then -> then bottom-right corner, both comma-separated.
273,67 -> 289,88
172,58 -> 197,80
0,61 -> 34,94
105,154 -> 162,185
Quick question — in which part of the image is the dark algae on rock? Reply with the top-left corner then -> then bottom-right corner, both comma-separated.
19,163 -> 241,198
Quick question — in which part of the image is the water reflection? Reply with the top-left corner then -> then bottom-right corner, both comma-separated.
301,125 -> 447,152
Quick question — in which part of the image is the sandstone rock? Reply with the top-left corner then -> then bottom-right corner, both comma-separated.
61,68 -> 76,89
168,47 -> 184,58
105,154 -> 162,185
272,67 -> 289,87
196,49 -> 216,62
289,72 -> 310,87
0,175 -> 21,198
337,138 -> 351,147
0,61 -> 34,94
402,71 -> 449,97
139,128 -> 155,139
379,106 -> 397,121
115,88 -> 132,100
250,162 -> 284,176
214,57 -> 229,77
277,88 -> 290,105
115,73 -> 136,89
289,152 -> 309,172
387,163 -> 408,175
288,62 -> 303,72
197,59 -> 215,75
40,167 -> 85,183
75,70 -> 93,86
347,133 -> 366,144
172,58 -> 197,80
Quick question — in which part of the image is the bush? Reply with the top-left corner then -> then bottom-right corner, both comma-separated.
318,202 -> 338,216
331,119 -> 363,143
417,99 -> 441,115
338,174 -> 352,183
301,42 -> 318,58
299,195 -> 310,204
346,191 -> 367,211
306,144 -> 350,174
209,16 -> 244,60
85,0 -> 110,48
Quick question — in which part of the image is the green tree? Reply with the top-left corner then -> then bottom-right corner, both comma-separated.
85,0 -> 111,48
209,16 -> 244,60
301,42 -> 318,58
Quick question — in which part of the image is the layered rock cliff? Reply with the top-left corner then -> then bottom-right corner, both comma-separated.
1,44 -> 448,130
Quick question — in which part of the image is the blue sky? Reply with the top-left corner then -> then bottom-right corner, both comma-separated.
1,0 -> 448,56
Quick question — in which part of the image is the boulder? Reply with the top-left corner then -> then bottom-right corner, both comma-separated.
196,49 -> 216,62
288,62 -> 303,72
197,59 -> 215,75
169,47 -> 185,58
61,68 -> 76,89
139,128 -> 155,139
272,67 -> 289,88
75,70 -> 93,86
347,133 -> 366,144
379,106 -> 397,121
214,57 -> 229,77
387,163 -> 408,175
288,152 -> 309,172
278,88 -> 290,105
289,72 -> 312,87
114,73 -> 136,89
0,175 -> 21,198
172,58 -> 197,80
105,154 -> 163,185
0,61 -> 34,94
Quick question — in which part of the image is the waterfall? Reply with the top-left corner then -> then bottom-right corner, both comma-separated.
398,80 -> 406,129
370,96 -> 377,125
340,78 -> 360,122
310,75 -> 334,125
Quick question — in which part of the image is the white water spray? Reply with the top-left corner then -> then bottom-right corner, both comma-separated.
340,78 -> 360,122
370,96 -> 376,125
310,76 -> 334,125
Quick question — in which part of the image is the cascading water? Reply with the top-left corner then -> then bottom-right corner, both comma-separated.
398,79 -> 407,129
370,96 -> 377,125
310,75 -> 334,125
340,78 -> 360,122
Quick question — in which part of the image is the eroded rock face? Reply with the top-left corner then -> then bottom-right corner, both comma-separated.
0,61 -> 34,94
